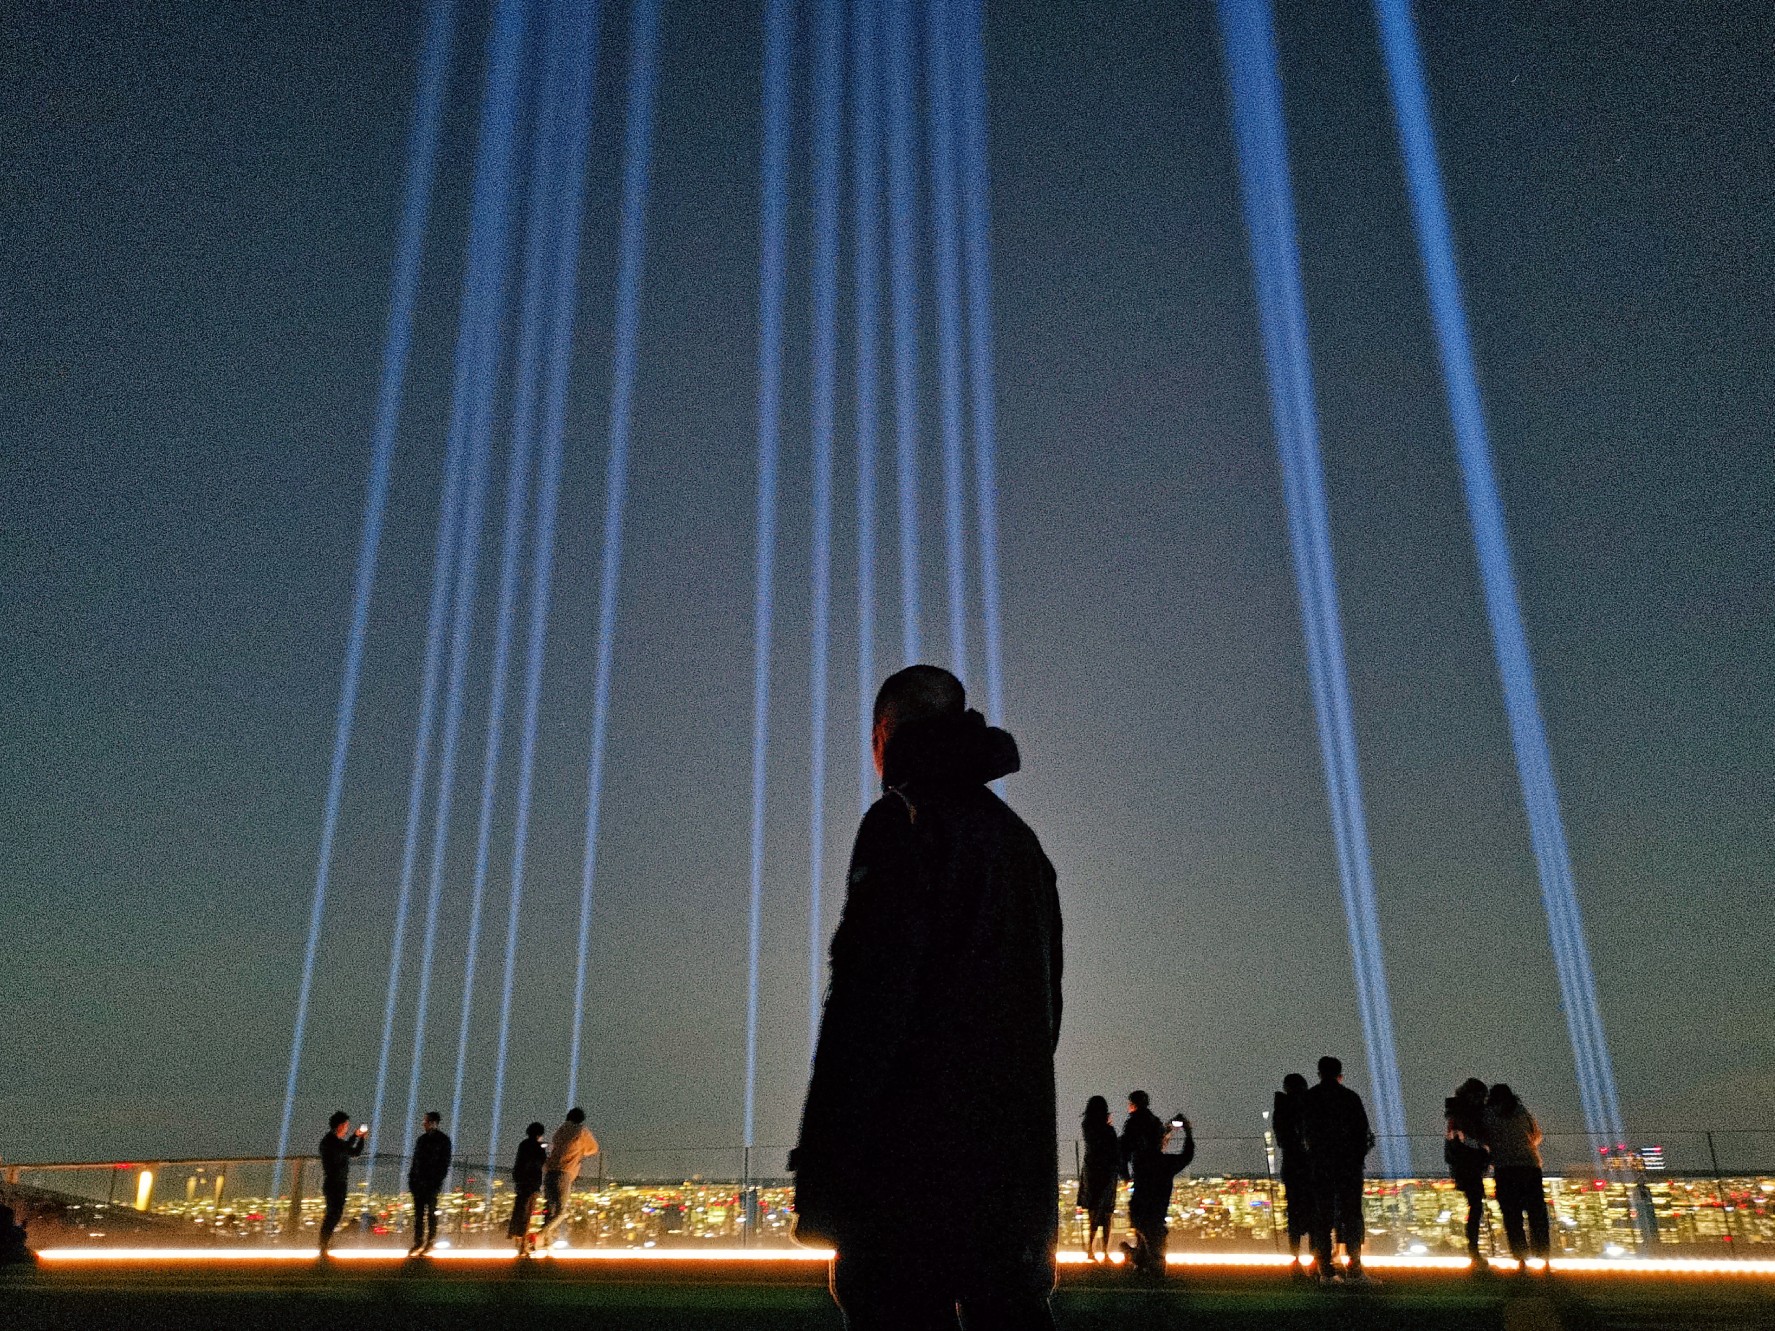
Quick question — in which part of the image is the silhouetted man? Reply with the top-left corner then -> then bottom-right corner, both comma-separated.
1302,1056 -> 1373,1281
537,1107 -> 598,1247
1272,1072 -> 1314,1270
1118,1091 -> 1195,1274
317,1110 -> 367,1257
793,666 -> 1063,1330
407,1110 -> 452,1255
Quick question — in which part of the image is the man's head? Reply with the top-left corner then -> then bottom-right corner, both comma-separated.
566,1107 -> 586,1125
1317,1055 -> 1343,1083
329,1110 -> 351,1137
526,1121 -> 546,1139
872,665 -> 965,777
1127,1090 -> 1150,1114
424,1111 -> 442,1130
1282,1072 -> 1308,1095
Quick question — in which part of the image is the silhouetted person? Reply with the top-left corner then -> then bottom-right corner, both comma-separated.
0,1203 -> 35,1266
407,1110 -> 452,1255
507,1121 -> 548,1255
793,666 -> 1063,1331
1272,1072 -> 1313,1270
1444,1078 -> 1491,1265
1117,1092 -> 1195,1275
1483,1083 -> 1550,1269
1077,1095 -> 1119,1261
1302,1056 -> 1373,1281
537,1107 -> 598,1248
316,1110 -> 367,1257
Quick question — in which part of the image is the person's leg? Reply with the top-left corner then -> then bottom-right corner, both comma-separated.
1525,1169 -> 1551,1260
831,1251 -> 958,1331
537,1174 -> 569,1245
319,1186 -> 345,1253
1338,1174 -> 1365,1272
1308,1172 -> 1334,1277
1495,1169 -> 1529,1262
955,1252 -> 1056,1330
1461,1177 -> 1484,1257
421,1191 -> 440,1249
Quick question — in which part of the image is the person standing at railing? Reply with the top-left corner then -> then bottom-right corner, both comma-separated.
1271,1072 -> 1313,1273
1444,1078 -> 1492,1267
791,666 -> 1063,1331
407,1111 -> 453,1256
317,1110 -> 367,1258
1483,1084 -> 1550,1270
1077,1096 -> 1120,1261
507,1121 -> 549,1256
1117,1094 -> 1195,1275
537,1107 -> 599,1248
1302,1056 -> 1373,1283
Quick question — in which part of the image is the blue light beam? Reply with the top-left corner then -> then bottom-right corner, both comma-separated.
852,0 -> 885,812
400,0 -> 535,1159
484,0 -> 603,1182
446,0 -> 578,1141
744,0 -> 794,1149
1216,0 -> 1409,1174
806,0 -> 843,1060
274,0 -> 460,1202
566,0 -> 662,1109
1372,0 -> 1624,1151
955,0 -> 1004,728
885,0 -> 923,665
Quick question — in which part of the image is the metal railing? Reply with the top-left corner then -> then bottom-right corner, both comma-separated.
3,1131 -> 1769,1256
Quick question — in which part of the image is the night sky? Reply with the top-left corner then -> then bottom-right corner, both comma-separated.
4,0 -> 1770,1172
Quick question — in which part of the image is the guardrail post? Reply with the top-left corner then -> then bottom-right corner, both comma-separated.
285,1156 -> 306,1243
1706,1132 -> 1739,1256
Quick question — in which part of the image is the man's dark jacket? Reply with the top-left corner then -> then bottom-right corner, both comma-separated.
512,1137 -> 548,1193
792,710 -> 1063,1262
318,1131 -> 364,1192
1301,1081 -> 1372,1175
408,1128 -> 453,1193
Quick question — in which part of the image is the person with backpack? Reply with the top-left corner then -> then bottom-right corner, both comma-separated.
507,1121 -> 549,1255
1444,1078 -> 1491,1266
1301,1056 -> 1374,1282
1117,1091 -> 1195,1275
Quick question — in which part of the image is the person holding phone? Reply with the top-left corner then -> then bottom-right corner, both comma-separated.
317,1111 -> 367,1257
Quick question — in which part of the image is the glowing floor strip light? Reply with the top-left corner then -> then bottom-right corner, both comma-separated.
485,0 -> 602,1180
402,0 -> 535,1161
364,0 -> 531,1188
275,0 -> 459,1201
1371,0 -> 1625,1153
447,0 -> 577,1139
885,0 -> 923,665
955,0 -> 1004,728
852,0 -> 884,813
744,0 -> 793,1150
805,0 -> 843,1060
35,1249 -> 1775,1277
924,0 -> 968,680
567,0 -> 662,1109
1216,0 -> 1408,1174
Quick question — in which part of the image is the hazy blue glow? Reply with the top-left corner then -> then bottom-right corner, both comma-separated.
955,0 -> 1004,728
1217,0 -> 1408,1173
885,0 -> 923,665
851,0 -> 884,814
924,0 -> 968,680
568,0 -> 662,1109
401,0 -> 534,1158
805,0 -> 843,1061
1372,0 -> 1625,1150
447,0 -> 576,1140
744,0 -> 793,1149
485,0 -> 602,1184
274,0 -> 459,1201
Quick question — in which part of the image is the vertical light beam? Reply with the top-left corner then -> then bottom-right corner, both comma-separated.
447,0 -> 576,1140
806,0 -> 843,1059
567,0 -> 662,1108
852,0 -> 884,812
923,0 -> 969,680
401,0 -> 535,1157
1216,0 -> 1410,1174
1371,0 -> 1624,1151
745,0 -> 794,1149
485,0 -> 603,1183
274,0 -> 459,1202
955,0 -> 1004,727
884,0 -> 923,665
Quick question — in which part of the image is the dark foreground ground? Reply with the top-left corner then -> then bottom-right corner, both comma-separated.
5,1259 -> 1772,1331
